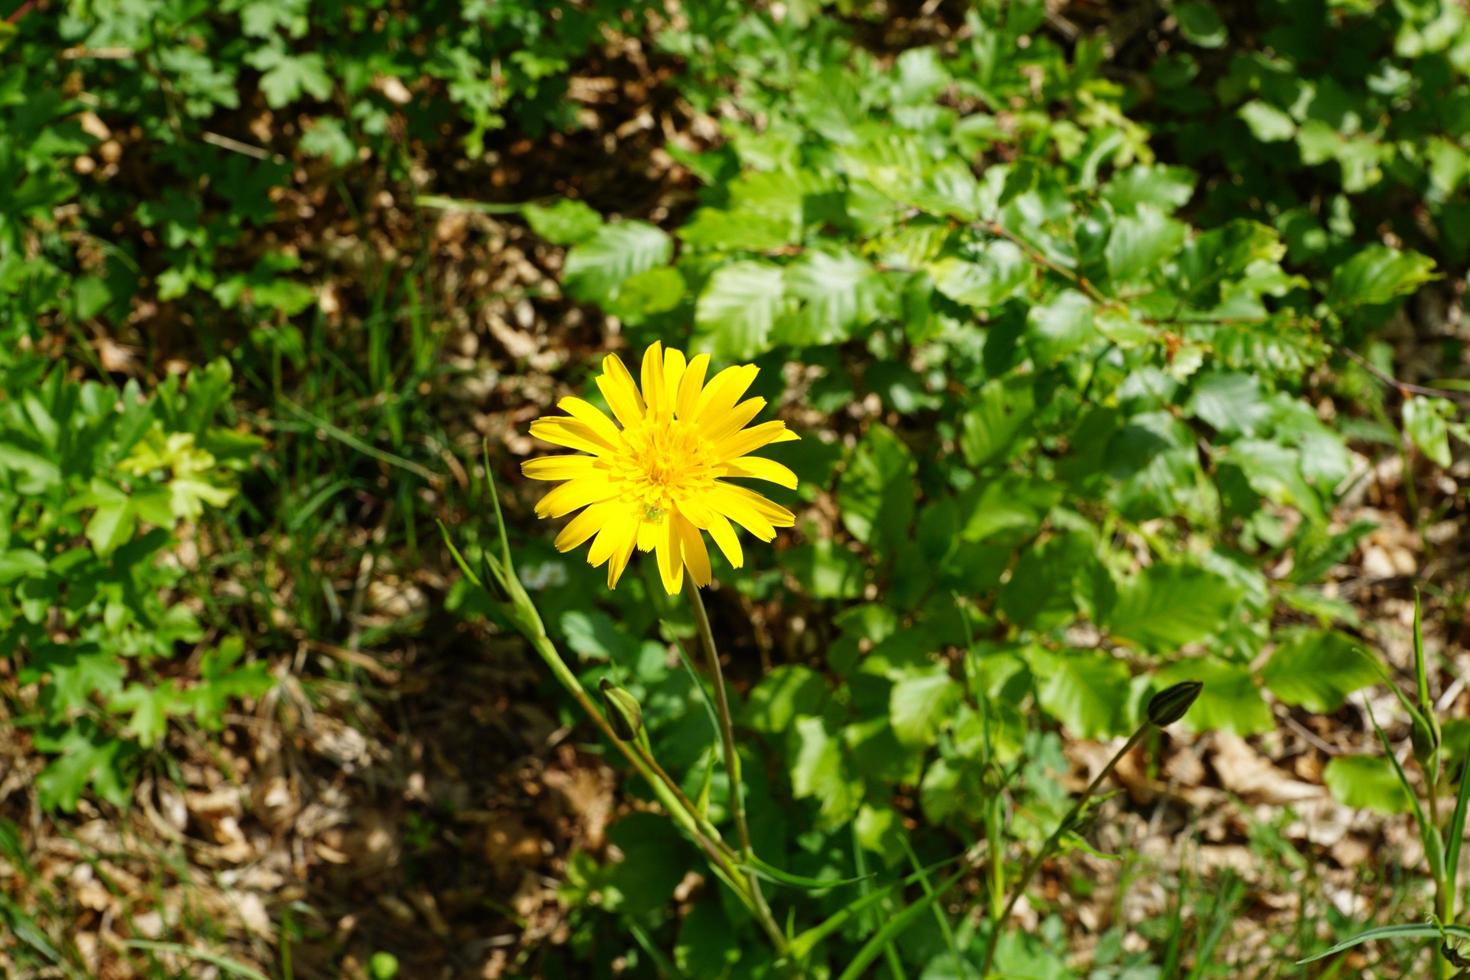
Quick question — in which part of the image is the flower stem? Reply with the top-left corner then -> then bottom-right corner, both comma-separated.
978,724 -> 1148,978
522,629 -> 760,920
685,578 -> 786,956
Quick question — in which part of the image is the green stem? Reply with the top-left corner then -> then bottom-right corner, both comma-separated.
523,630 -> 760,919
979,724 -> 1148,978
685,578 -> 787,957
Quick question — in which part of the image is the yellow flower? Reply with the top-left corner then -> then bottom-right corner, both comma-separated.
523,342 -> 799,594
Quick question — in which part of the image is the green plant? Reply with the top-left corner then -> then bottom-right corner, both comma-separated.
0,358 -> 269,809
1305,592 -> 1470,977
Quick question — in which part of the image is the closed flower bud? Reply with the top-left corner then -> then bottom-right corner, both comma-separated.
1411,713 -> 1440,765
1147,680 -> 1202,727
599,678 -> 643,741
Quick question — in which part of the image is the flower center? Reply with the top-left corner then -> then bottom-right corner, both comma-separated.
613,415 -> 715,521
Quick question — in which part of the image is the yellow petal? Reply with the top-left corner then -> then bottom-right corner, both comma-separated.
655,518 -> 683,595
694,364 -> 759,424
530,418 -> 617,456
723,482 -> 796,526
558,396 -> 623,445
534,478 -> 618,519
641,342 -> 667,416
708,485 -> 776,541
597,354 -> 645,428
663,347 -> 687,408
522,455 -> 598,481
555,502 -> 612,552
607,526 -> 639,588
675,512 -> 711,587
714,420 -> 796,460
676,353 -> 710,420
681,497 -> 743,569
705,510 -> 743,568
702,396 -> 766,443
636,522 -> 660,552
587,509 -> 637,568
720,455 -> 798,489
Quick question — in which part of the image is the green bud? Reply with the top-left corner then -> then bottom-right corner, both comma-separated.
599,678 -> 643,741
1147,680 -> 1202,727
1411,713 -> 1441,766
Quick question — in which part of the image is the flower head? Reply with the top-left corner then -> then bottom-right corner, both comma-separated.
524,342 -> 799,594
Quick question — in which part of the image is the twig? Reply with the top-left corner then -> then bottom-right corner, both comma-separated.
1337,343 -> 1470,402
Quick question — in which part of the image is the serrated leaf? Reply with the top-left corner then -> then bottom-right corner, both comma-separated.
1107,564 -> 1242,651
562,222 -> 673,306
1102,165 -> 1196,214
523,199 -> 602,245
929,241 -> 1029,307
1031,649 -> 1131,738
1176,1 -> 1227,47
1263,629 -> 1381,712
1237,100 -> 1296,142
694,261 -> 785,361
1323,755 -> 1413,815
1026,289 -> 1095,361
960,375 -> 1036,467
745,665 -> 828,734
782,250 -> 882,345
1328,245 -> 1437,309
889,669 -> 962,747
1186,372 -> 1270,437
838,423 -> 915,548
1403,395 -> 1453,467
1105,206 -> 1187,284
791,717 -> 861,827
1154,658 -> 1272,735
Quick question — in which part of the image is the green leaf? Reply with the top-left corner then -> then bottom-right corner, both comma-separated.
1237,100 -> 1296,142
694,261 -> 785,361
1031,649 -> 1132,738
960,375 -> 1036,467
1105,206 -> 1187,284
838,424 -> 916,548
22,645 -> 127,712
1176,1 -> 1227,47
889,669 -> 962,747
1106,564 -> 1242,651
929,241 -> 1029,307
1154,658 -> 1272,735
744,665 -> 828,734
34,726 -> 131,812
604,812 -> 692,914
1102,165 -> 1196,214
675,897 -> 742,977
1323,755 -> 1414,815
1026,289 -> 1095,362
1298,923 -> 1470,966
791,717 -> 861,827
781,249 -> 883,345
562,221 -> 673,306
1186,372 -> 1271,437
0,549 -> 47,584
1328,245 -> 1437,309
1263,629 -> 1381,712
1403,396 -> 1453,467
523,199 -> 602,245
248,47 -> 332,108
108,682 -> 183,748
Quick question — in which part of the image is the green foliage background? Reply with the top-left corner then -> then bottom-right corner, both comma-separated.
2,0 -> 1469,975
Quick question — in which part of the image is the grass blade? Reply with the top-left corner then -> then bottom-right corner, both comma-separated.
836,868 -> 966,980
1366,700 -> 1445,882
740,853 -> 874,891
124,940 -> 270,980
1296,922 -> 1470,965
